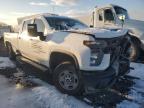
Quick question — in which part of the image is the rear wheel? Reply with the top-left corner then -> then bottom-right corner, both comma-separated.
7,43 -> 16,60
53,62 -> 83,95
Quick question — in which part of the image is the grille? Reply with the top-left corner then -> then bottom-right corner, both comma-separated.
103,37 -> 122,54
104,36 -> 130,64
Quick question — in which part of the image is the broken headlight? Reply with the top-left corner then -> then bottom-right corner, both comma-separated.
83,40 -> 107,49
84,40 -> 107,66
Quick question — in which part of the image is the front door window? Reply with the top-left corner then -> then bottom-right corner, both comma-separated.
104,9 -> 115,23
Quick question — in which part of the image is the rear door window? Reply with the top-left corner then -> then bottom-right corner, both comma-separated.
98,10 -> 104,21
22,20 -> 33,32
34,19 -> 45,33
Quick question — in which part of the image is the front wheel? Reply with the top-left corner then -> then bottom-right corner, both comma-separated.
127,41 -> 140,62
53,62 -> 83,95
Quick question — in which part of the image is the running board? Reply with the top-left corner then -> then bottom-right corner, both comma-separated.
17,56 -> 48,71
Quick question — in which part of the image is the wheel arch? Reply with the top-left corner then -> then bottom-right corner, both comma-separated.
130,35 -> 142,48
49,51 -> 80,73
128,28 -> 144,48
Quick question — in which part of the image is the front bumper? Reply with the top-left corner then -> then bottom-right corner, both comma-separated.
81,66 -> 116,93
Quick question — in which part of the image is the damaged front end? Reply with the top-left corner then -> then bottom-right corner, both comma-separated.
105,34 -> 131,76
82,34 -> 131,93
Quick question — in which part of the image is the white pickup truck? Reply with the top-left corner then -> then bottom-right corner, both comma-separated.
76,4 -> 144,61
4,13 -> 130,94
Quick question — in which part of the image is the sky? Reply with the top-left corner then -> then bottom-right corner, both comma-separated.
0,0 -> 144,25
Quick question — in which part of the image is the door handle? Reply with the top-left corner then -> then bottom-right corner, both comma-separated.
18,37 -> 21,39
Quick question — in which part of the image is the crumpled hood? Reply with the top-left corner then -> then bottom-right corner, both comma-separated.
66,28 -> 128,38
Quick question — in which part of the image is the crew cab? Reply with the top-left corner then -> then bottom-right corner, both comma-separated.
4,13 -> 130,94
76,4 -> 144,61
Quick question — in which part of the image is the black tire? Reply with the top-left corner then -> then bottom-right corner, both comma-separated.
127,41 -> 140,62
53,62 -> 83,95
7,43 -> 16,60
126,39 -> 140,62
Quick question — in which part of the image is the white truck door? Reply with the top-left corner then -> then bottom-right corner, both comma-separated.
29,18 -> 49,66
18,19 -> 33,58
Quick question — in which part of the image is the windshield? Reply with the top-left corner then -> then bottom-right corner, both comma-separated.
45,17 -> 88,30
114,6 -> 129,19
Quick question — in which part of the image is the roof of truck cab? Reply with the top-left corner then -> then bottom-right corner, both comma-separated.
96,4 -> 125,10
18,13 -> 58,19
17,13 -> 70,25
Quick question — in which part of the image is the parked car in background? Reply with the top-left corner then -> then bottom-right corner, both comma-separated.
76,4 -> 144,61
0,26 -> 11,39
4,13 -> 130,94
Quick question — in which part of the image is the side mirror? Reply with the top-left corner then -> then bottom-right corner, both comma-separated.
38,32 -> 46,41
28,24 -> 46,41
90,25 -> 93,28
27,24 -> 38,37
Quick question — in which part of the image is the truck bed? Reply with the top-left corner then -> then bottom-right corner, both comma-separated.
4,32 -> 19,52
